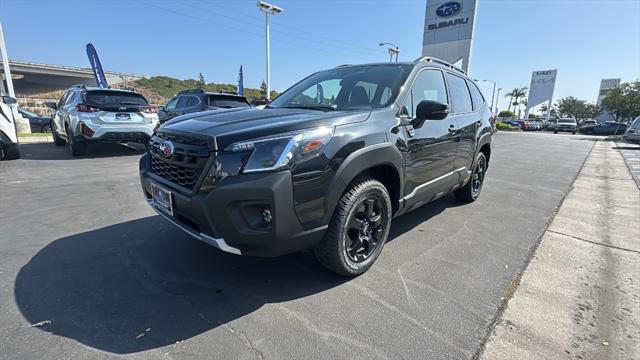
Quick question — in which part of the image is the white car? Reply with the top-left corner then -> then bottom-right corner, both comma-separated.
47,86 -> 159,156
623,116 -> 640,144
0,96 -> 20,160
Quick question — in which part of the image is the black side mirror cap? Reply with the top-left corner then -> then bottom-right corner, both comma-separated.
415,100 -> 449,122
45,102 -> 58,110
1,96 -> 17,105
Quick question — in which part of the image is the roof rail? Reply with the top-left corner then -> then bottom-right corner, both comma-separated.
71,84 -> 87,89
177,88 -> 206,95
335,64 -> 352,68
414,56 -> 466,75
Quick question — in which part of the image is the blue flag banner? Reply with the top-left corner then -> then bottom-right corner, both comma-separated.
86,43 -> 109,88
237,65 -> 244,96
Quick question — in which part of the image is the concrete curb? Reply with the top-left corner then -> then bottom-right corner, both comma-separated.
479,141 -> 640,359
18,136 -> 53,143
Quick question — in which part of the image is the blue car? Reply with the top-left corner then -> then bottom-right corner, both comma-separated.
19,108 -> 52,133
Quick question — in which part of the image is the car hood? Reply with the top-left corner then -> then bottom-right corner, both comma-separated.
160,107 -> 371,149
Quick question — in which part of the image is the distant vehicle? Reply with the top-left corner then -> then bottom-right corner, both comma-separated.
544,118 -> 557,131
158,89 -> 251,124
0,96 -> 20,160
554,118 -> 577,134
46,85 -> 159,156
18,108 -> 52,133
623,116 -> 640,144
578,121 -> 627,135
579,119 -> 597,128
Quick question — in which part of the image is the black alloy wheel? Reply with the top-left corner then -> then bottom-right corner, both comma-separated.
471,155 -> 486,198
315,178 -> 392,276
345,196 -> 386,263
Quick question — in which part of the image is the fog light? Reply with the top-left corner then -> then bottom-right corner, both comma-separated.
82,124 -> 95,137
261,208 -> 272,224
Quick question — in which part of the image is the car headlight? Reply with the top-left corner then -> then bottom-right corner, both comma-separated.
226,127 -> 334,173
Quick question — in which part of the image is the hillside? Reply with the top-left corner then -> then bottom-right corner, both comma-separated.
120,76 -> 279,105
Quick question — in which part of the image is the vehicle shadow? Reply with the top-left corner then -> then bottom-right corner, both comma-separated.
19,142 -> 145,160
14,216 -> 346,354
15,195 -> 463,354
388,194 -> 463,242
612,146 -> 640,150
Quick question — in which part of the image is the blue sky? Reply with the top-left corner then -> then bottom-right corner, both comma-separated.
1,0 -> 639,111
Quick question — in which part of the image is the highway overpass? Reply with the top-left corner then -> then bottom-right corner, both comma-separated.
1,59 -> 142,97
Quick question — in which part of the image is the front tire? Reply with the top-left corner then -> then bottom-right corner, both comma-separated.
2,143 -> 21,160
454,152 -> 487,203
314,178 -> 392,277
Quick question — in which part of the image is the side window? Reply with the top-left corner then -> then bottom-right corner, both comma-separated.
65,92 -> 77,105
403,69 -> 448,118
58,91 -> 69,108
466,80 -> 485,111
178,95 -> 199,108
164,97 -> 179,110
445,73 -> 473,113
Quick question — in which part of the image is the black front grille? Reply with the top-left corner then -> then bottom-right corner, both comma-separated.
151,156 -> 204,189
149,131 -> 212,190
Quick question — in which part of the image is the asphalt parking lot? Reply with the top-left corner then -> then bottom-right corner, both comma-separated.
1,132 -> 596,359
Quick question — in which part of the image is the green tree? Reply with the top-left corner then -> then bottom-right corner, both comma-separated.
600,81 -> 640,122
498,110 -> 515,118
260,80 -> 268,98
539,103 -> 548,115
197,72 -> 205,89
555,96 -> 600,122
504,87 -> 527,116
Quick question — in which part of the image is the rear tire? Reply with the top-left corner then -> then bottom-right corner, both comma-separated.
454,152 -> 487,203
66,127 -> 87,156
2,143 -> 21,160
52,124 -> 66,146
314,178 -> 392,277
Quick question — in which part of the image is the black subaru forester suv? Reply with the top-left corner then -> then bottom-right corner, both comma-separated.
140,57 -> 492,276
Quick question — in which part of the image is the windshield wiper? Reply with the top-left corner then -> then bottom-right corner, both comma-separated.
278,105 -> 336,112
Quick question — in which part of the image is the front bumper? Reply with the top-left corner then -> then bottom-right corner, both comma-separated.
623,133 -> 640,143
555,126 -> 576,132
139,153 -> 327,257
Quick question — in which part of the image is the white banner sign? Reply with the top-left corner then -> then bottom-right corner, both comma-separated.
527,70 -> 557,108
422,0 -> 477,72
597,78 -> 621,105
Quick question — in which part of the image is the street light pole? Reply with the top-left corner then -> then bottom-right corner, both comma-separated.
483,80 -> 497,114
379,42 -> 399,62
495,88 -> 502,113
257,1 -> 282,101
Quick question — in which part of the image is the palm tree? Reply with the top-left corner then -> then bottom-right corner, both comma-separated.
539,103 -> 548,116
504,87 -> 528,118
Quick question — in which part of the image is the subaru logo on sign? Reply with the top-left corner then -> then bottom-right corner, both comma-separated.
436,1 -> 462,17
159,141 -> 175,158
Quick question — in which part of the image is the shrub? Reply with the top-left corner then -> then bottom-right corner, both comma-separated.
498,110 -> 515,118
496,122 -> 520,131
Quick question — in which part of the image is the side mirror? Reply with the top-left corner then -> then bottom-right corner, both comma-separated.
45,102 -> 58,110
416,100 -> 448,121
158,106 -> 165,112
1,96 -> 17,105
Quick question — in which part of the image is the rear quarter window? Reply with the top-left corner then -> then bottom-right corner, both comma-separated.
445,73 -> 473,113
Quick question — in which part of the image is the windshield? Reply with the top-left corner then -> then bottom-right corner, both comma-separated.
84,91 -> 149,108
558,119 -> 576,124
269,64 -> 412,111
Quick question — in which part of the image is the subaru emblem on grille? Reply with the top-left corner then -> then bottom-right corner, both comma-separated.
159,141 -> 175,158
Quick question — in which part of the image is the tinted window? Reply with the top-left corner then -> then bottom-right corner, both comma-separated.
208,96 -> 249,108
84,91 -> 148,107
164,97 -> 179,110
466,80 -> 485,110
446,73 -> 473,113
269,64 -> 412,110
403,69 -> 448,118
558,118 -> 576,124
177,95 -> 199,108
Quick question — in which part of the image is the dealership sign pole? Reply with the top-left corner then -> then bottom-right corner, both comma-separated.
524,70 -> 557,121
422,0 -> 478,72
0,21 -> 15,98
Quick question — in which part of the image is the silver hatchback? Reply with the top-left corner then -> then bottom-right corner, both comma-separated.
623,116 -> 640,144
48,86 -> 158,156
